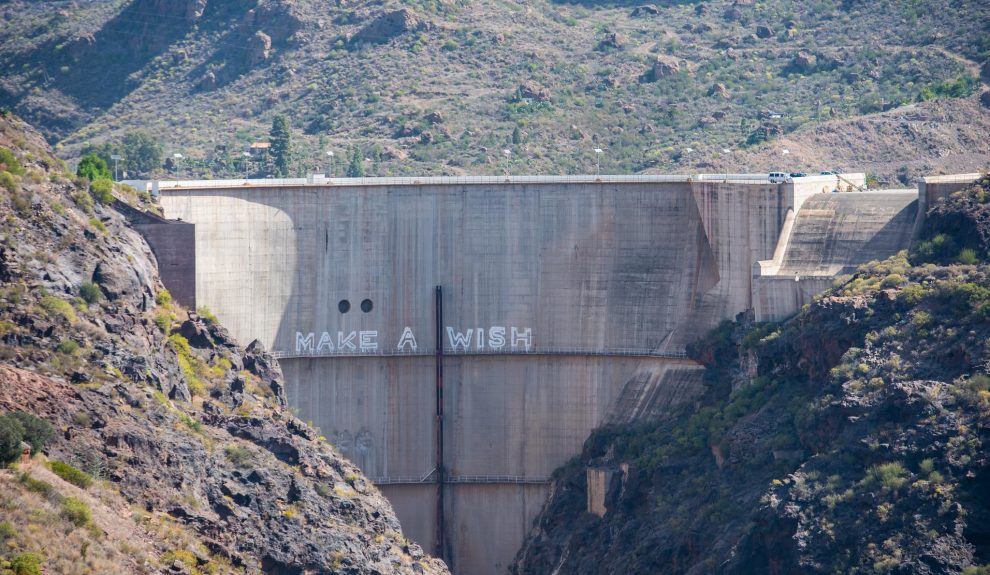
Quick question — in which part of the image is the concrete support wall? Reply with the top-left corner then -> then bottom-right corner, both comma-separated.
158,176 -> 915,574
116,201 -> 196,308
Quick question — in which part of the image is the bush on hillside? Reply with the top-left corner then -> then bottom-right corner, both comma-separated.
0,147 -> 24,175
47,460 -> 93,488
78,281 -> 102,305
76,153 -> 111,181
0,411 -> 52,464
89,178 -> 114,204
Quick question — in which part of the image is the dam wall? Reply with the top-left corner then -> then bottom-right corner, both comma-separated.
157,174 -> 914,574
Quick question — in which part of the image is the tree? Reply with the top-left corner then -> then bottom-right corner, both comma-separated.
269,114 -> 292,177
76,153 -> 111,181
121,131 -> 162,176
346,146 -> 365,177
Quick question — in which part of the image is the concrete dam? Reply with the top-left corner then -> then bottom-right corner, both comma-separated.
152,174 -> 918,574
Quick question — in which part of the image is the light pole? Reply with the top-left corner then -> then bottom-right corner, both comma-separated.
326,150 -> 334,177
242,151 -> 251,179
110,154 -> 122,181
594,148 -> 603,176
173,153 -> 183,177
502,149 -> 511,176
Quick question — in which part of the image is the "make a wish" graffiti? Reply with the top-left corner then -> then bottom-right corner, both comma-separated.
294,326 -> 533,354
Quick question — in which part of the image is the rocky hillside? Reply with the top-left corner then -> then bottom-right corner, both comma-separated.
513,176 -> 990,574
0,0 -> 988,180
0,114 -> 448,574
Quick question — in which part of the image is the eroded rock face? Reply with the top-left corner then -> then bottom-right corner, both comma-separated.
247,31 -> 272,66
352,9 -> 423,44
0,116 -> 449,575
631,4 -> 660,17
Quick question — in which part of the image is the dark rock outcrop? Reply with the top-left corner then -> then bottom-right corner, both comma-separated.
352,9 -> 424,44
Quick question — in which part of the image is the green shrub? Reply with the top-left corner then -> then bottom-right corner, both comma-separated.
0,521 -> 15,540
0,147 -> 24,175
89,218 -> 107,234
72,190 -> 94,213
868,462 -> 908,491
0,170 -> 17,193
89,178 -> 114,204
39,295 -> 76,323
880,274 -> 905,288
78,281 -> 102,305
957,247 -> 979,265
9,552 -> 43,575
153,311 -> 174,332
61,496 -> 92,527
196,305 -> 218,324
47,460 -> 93,489
897,284 -> 926,307
225,444 -> 254,468
6,412 -> 52,455
17,473 -> 52,496
155,289 -> 172,307
56,340 -> 79,355
0,414 -> 24,464
76,153 -> 111,181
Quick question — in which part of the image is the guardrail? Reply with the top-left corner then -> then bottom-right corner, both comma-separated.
271,347 -> 689,360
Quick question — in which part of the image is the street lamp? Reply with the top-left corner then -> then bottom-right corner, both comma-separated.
110,154 -> 122,181
242,151 -> 251,179
326,150 -> 334,178
502,149 -> 511,176
593,148 -> 604,176
173,153 -> 183,176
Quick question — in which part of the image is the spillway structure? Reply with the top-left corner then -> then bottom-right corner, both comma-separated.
151,173 -> 919,575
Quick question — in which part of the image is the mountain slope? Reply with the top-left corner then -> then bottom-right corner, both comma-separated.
0,114 -> 448,574
512,176 -> 990,574
0,0 -> 987,178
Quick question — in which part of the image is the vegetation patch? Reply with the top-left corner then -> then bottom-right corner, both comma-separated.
46,460 -> 93,489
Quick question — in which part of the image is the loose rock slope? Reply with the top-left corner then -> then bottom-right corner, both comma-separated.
513,176 -> 990,574
0,114 -> 448,574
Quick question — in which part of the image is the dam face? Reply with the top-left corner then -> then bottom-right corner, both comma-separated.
157,175 -> 917,574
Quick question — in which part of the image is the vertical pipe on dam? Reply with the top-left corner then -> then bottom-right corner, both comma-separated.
435,285 -> 446,561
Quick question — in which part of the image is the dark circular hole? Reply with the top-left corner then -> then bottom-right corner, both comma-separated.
361,299 -> 373,313
338,300 -> 350,313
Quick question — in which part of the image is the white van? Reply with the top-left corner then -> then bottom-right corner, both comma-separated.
768,172 -> 789,183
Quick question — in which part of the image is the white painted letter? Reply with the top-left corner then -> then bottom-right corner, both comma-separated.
359,331 -> 378,352
397,327 -> 418,352
337,331 -> 357,351
511,327 -> 532,350
476,328 -> 485,350
316,331 -> 334,353
446,327 -> 474,351
489,327 -> 505,350
296,332 -> 315,353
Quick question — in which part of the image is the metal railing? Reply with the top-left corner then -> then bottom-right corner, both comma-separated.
137,173 -> 806,193
271,346 -> 689,360
370,474 -> 551,485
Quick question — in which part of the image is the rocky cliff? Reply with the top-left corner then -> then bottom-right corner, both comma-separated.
0,114 -> 448,574
513,177 -> 990,574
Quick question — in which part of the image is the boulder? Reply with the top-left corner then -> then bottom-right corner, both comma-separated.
980,90 -> 990,109
631,4 -> 659,16
709,83 -> 730,98
597,30 -> 624,51
352,9 -> 422,44
426,111 -> 444,124
198,71 -> 216,91
518,81 -> 552,103
92,261 -> 137,301
651,54 -> 681,80
247,31 -> 272,66
756,25 -> 774,39
793,50 -> 817,73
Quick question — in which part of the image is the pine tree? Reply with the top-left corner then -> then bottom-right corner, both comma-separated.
346,147 -> 365,177
269,114 -> 292,177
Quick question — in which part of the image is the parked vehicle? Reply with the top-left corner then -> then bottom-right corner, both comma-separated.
769,172 -> 789,183
789,172 -> 808,178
